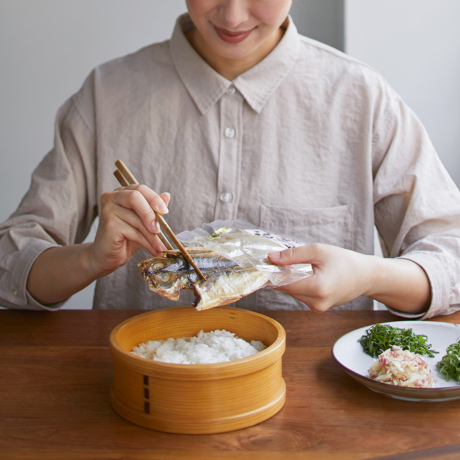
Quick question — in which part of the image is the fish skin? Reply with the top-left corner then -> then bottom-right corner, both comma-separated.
138,248 -> 269,310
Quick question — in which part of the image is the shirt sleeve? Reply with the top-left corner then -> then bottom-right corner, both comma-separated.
0,90 -> 98,310
371,81 -> 460,319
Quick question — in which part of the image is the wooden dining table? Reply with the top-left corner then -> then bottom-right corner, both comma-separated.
1,307 -> 460,460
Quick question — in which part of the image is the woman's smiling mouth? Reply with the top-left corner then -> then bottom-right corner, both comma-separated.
214,25 -> 254,43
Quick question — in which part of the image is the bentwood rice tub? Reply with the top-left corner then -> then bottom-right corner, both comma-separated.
109,306 -> 286,434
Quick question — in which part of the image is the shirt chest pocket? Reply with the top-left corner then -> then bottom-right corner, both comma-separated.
259,204 -> 354,250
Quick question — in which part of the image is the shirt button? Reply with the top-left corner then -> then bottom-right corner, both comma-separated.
225,127 -> 235,138
219,192 -> 233,203
227,85 -> 236,95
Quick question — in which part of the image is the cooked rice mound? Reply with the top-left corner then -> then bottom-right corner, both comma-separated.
368,346 -> 434,388
131,329 -> 266,364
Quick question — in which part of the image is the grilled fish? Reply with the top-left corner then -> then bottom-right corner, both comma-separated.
138,248 -> 269,310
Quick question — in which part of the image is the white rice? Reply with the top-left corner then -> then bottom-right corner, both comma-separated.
131,329 -> 267,364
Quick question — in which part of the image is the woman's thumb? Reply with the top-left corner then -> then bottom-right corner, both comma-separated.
269,247 -> 299,265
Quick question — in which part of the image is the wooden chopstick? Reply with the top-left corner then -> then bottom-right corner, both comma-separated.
113,159 -> 207,281
113,169 -> 129,187
114,163 -> 173,250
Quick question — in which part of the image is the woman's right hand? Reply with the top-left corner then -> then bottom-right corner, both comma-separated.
26,184 -> 170,306
89,184 -> 171,277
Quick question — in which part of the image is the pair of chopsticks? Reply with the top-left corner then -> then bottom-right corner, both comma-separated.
113,159 -> 206,281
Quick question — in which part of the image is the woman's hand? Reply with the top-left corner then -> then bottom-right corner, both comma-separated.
26,184 -> 170,306
269,243 -> 431,314
90,184 -> 171,276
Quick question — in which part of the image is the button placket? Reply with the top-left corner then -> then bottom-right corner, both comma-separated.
215,93 -> 242,220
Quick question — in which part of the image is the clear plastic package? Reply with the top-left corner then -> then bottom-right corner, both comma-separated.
177,219 -> 313,288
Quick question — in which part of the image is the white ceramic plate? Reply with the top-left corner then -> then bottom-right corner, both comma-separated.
332,321 -> 460,402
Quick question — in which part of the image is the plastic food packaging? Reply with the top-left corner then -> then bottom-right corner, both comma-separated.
177,219 -> 313,288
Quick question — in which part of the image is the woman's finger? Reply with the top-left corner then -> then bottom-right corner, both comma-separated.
112,220 -> 164,256
99,192 -> 166,256
106,185 -> 169,234
105,201 -> 165,251
269,244 -> 324,266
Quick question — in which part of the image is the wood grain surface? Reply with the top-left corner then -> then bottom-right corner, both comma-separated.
1,308 -> 460,460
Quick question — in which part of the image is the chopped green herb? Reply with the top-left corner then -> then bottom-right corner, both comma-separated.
358,323 -> 438,358
436,339 -> 460,383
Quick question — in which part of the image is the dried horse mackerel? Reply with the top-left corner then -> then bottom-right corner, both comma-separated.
138,248 -> 269,310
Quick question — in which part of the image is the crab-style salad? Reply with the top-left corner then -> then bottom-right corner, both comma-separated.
367,346 -> 435,388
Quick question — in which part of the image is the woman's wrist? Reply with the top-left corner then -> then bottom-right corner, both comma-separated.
27,243 -> 102,305
364,256 -> 431,314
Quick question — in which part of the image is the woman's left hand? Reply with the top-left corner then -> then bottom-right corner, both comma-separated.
268,243 -> 431,314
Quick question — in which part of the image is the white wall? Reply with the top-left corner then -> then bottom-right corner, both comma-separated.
290,0 -> 344,50
345,0 -> 460,187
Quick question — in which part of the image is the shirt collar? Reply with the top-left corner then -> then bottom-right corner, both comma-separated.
170,14 -> 300,115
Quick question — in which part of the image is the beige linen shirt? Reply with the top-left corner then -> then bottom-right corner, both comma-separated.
1,14 -> 460,318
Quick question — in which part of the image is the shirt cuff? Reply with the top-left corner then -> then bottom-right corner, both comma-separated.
4,240 -> 65,311
394,252 -> 451,320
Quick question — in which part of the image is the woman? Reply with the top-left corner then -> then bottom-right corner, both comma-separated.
1,0 -> 459,318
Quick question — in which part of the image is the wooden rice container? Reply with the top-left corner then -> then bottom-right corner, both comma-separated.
109,306 -> 286,434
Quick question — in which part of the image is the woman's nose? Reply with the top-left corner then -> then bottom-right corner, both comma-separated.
219,0 -> 250,29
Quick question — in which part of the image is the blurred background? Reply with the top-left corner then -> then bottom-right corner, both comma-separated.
1,0 -> 459,309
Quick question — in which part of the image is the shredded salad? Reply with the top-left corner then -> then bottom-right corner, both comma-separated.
368,346 -> 435,388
